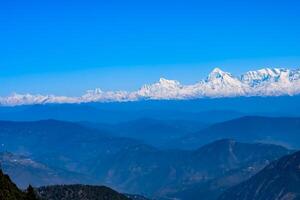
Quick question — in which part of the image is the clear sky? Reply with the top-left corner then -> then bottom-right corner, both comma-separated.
1,0 -> 300,96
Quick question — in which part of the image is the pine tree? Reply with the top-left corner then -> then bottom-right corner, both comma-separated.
25,185 -> 39,200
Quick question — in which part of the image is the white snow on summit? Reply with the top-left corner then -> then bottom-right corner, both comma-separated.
1,67 -> 300,106
197,68 -> 250,97
135,78 -> 183,99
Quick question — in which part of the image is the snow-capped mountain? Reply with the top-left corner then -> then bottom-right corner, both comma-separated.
190,68 -> 251,97
135,78 -> 184,99
1,67 -> 300,106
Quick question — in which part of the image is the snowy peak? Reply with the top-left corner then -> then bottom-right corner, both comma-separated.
158,77 -> 181,86
207,68 -> 238,82
1,67 -> 300,106
137,78 -> 182,99
206,68 -> 243,87
209,67 -> 224,75
207,67 -> 230,79
140,77 -> 181,90
201,68 -> 248,97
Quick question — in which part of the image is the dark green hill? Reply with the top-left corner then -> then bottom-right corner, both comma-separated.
0,169 -> 38,200
37,184 -> 130,200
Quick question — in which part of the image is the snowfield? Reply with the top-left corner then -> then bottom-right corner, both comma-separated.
2,67 -> 300,106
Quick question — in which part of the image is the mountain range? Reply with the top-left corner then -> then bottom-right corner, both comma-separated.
0,118 -> 292,200
0,117 -> 299,199
2,144 -> 299,200
80,116 -> 300,149
102,139 -> 291,199
0,120 -> 141,176
1,67 -> 300,106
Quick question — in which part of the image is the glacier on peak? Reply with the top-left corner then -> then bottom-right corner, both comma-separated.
241,68 -> 286,86
1,67 -> 300,106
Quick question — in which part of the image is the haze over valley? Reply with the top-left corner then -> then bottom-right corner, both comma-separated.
1,0 -> 300,199
1,97 -> 300,199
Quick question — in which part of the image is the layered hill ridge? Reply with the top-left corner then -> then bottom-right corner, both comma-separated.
96,139 -> 291,199
182,116 -> 300,149
0,119 -> 292,199
0,119 -> 296,199
1,67 -> 300,106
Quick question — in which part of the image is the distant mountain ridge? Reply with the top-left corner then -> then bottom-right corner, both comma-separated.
1,67 -> 300,106
80,118 -> 208,148
182,116 -> 300,149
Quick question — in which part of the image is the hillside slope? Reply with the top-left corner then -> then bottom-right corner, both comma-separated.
218,150 -> 300,200
101,139 -> 291,199
0,169 -> 38,200
0,152 -> 90,188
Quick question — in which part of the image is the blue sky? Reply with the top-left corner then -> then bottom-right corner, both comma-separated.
1,0 -> 300,95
